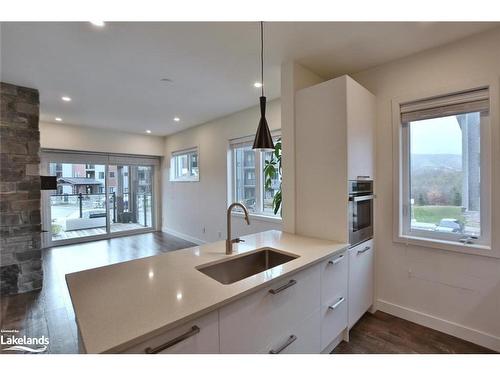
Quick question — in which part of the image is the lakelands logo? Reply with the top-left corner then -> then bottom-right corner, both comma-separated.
1,329 -> 49,353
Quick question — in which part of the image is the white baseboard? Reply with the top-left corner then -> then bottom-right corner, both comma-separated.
377,299 -> 500,352
162,227 -> 206,246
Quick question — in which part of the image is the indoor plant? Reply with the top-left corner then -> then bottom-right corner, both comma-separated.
263,138 -> 282,215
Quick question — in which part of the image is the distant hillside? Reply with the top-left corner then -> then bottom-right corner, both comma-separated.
410,154 -> 463,206
411,154 -> 462,171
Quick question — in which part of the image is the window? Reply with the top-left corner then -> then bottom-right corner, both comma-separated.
170,148 -> 199,182
233,145 -> 256,211
42,151 -> 159,245
399,87 -> 490,246
229,133 -> 281,216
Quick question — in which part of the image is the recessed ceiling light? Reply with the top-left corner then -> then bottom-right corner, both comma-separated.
254,82 -> 263,88
55,117 -> 62,122
90,21 -> 105,27
146,130 -> 152,134
173,117 -> 180,122
61,96 -> 71,102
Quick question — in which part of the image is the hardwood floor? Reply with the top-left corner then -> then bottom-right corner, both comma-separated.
333,311 -> 496,354
0,232 -> 195,354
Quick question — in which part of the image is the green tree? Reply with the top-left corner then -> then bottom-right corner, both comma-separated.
451,187 -> 462,206
417,193 -> 426,206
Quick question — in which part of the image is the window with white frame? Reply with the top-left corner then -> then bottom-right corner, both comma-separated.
399,87 -> 490,246
229,133 -> 281,216
170,147 -> 199,182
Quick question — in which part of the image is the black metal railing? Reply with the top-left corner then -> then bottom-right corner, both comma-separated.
50,192 -> 152,226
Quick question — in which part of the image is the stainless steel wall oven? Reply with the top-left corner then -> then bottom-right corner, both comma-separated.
348,180 -> 374,247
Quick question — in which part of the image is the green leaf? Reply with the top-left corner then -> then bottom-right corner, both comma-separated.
273,190 -> 282,215
274,140 -> 281,158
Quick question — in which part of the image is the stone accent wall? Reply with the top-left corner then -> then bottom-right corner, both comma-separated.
0,82 -> 42,295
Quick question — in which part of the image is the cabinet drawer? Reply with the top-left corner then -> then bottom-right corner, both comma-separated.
264,309 -> 320,354
219,264 -> 320,353
320,250 -> 347,304
320,294 -> 347,350
122,310 -> 219,354
348,239 -> 374,328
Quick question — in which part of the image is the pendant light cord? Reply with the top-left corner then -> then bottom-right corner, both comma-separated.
260,21 -> 264,97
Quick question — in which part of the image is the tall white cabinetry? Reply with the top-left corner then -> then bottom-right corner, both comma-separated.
295,74 -> 375,242
295,75 -> 376,336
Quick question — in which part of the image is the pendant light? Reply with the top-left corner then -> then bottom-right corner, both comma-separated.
252,21 -> 275,151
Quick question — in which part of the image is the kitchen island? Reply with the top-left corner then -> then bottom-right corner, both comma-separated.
66,230 -> 349,353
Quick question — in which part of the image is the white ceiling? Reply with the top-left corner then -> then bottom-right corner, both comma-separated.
1,22 -> 497,136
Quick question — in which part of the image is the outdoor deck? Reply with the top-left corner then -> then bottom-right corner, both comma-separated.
52,223 -> 147,241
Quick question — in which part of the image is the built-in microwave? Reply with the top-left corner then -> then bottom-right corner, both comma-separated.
348,180 -> 374,247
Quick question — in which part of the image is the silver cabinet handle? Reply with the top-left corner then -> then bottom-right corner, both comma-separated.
269,335 -> 297,354
357,246 -> 371,255
328,254 -> 344,265
269,279 -> 297,295
144,325 -> 200,354
328,296 -> 345,310
349,194 -> 375,202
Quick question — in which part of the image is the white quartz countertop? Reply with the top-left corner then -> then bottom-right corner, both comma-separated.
65,230 -> 348,353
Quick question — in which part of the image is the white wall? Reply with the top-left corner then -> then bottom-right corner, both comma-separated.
162,100 -> 282,244
352,27 -> 500,350
40,122 -> 164,156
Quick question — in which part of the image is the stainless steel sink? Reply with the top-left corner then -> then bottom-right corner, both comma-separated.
196,248 -> 299,285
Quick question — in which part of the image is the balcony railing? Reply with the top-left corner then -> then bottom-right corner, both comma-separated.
50,192 -> 152,231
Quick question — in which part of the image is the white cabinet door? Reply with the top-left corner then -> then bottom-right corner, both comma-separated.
320,251 -> 348,304
346,77 -> 376,181
265,309 -> 321,354
122,310 -> 219,354
295,76 -> 349,243
320,252 -> 348,350
348,239 -> 374,328
320,295 -> 347,350
219,264 -> 321,353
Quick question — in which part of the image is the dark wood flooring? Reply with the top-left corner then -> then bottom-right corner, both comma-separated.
333,311 -> 496,354
0,232 -> 195,354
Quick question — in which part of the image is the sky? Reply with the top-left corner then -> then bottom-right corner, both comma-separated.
410,115 -> 462,155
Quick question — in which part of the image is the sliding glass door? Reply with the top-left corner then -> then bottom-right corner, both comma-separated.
41,151 -> 158,246
108,164 -> 153,233
48,162 -> 108,242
